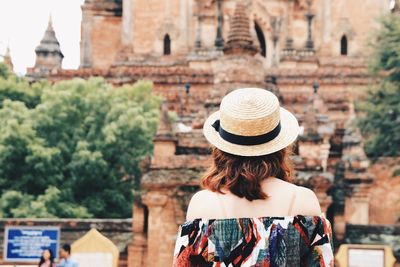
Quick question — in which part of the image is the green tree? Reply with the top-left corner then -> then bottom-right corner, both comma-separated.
0,190 -> 41,218
0,63 -> 9,79
370,14 -> 400,82
358,14 -> 400,158
0,64 -> 43,108
0,187 -> 91,218
0,76 -> 161,218
0,100 -> 62,195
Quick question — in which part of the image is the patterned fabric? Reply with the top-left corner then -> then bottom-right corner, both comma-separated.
173,215 -> 334,267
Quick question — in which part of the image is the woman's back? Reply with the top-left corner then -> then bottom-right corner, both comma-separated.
186,178 -> 322,220
174,179 -> 334,266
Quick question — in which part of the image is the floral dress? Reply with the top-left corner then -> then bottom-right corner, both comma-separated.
173,215 -> 334,267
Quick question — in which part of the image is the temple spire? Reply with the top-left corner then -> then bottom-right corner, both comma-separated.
3,45 -> 13,72
48,14 -> 53,29
33,15 -> 64,71
223,2 -> 258,55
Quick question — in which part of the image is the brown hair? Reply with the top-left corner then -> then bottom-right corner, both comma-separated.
201,146 -> 294,201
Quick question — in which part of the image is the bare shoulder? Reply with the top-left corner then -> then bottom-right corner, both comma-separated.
186,190 -> 218,221
292,186 -> 322,216
267,179 -> 321,215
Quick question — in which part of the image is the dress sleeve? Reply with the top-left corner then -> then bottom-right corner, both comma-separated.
173,220 -> 209,267
306,216 -> 335,267
173,225 -> 189,267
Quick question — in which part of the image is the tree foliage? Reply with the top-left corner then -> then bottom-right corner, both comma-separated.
358,14 -> 400,158
0,187 -> 91,218
0,63 -> 10,79
0,69 -> 161,218
0,68 -> 43,108
370,14 -> 400,82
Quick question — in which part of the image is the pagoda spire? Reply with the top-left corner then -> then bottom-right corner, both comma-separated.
223,2 -> 258,55
33,15 -> 64,71
3,45 -> 13,72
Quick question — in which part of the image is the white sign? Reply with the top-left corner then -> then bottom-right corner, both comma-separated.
348,248 -> 384,267
72,252 -> 113,267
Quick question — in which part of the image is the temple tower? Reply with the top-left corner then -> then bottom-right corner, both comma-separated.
2,46 -> 14,72
212,2 -> 265,102
27,17 -> 64,79
34,17 -> 64,72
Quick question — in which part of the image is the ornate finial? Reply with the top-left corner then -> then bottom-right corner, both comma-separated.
271,16 -> 282,66
305,0 -> 315,50
48,14 -> 53,29
3,45 -> 13,71
223,2 -> 258,55
156,101 -> 173,135
195,15 -> 202,49
214,0 -> 224,49
313,81 -> 319,94
301,82 -> 325,139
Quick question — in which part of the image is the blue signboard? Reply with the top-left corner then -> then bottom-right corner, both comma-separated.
3,226 -> 60,262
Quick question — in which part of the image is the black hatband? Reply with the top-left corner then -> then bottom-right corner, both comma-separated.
211,119 -> 281,146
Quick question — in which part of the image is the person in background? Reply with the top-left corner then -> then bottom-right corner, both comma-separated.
57,244 -> 78,267
38,249 -> 56,267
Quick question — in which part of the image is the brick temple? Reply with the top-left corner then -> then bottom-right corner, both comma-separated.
25,0 -> 400,266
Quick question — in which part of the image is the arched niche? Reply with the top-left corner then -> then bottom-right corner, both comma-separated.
163,34 -> 171,55
254,22 -> 267,57
340,35 -> 348,55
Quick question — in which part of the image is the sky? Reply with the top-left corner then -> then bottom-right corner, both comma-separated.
0,0 -> 85,75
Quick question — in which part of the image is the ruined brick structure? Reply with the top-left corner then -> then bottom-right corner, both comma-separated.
26,0 -> 400,266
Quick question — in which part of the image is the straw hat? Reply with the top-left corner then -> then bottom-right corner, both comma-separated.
203,88 -> 299,156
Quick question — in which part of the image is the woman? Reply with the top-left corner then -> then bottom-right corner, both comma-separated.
38,248 -> 56,267
173,88 -> 334,266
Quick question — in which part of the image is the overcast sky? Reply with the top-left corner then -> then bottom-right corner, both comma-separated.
0,0 -> 85,75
